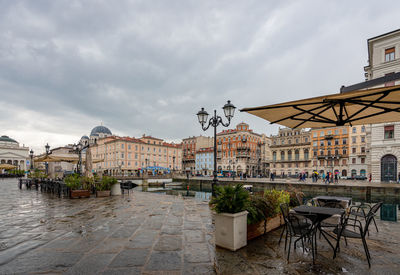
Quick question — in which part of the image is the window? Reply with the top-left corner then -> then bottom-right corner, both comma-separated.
361,136 -> 365,143
335,149 -> 339,155
305,137 -> 308,142
352,137 -> 356,143
121,144 -> 124,149
342,159 -> 347,165
361,147 -> 365,153
304,149 -> 309,160
295,150 -> 299,160
361,158 -> 365,164
361,126 -> 365,133
352,127 -> 357,133
313,141 -> 317,147
343,138 -> 347,145
313,132 -> 317,138
352,147 -> 356,154
385,47 -> 395,62
281,151 -> 285,161
343,149 -> 347,155
296,138 -> 299,144
334,129 -> 339,135
327,140 -> 331,146
343,128 -> 347,134
272,152 -> 277,161
320,140 -> 324,146
327,130 -> 332,135
335,139 -> 339,145
320,150 -> 324,156
320,131 -> 324,137
384,125 -> 394,139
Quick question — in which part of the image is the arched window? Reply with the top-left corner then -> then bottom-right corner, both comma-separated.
360,169 -> 366,176
272,151 -> 277,161
381,154 -> 397,182
351,169 -> 357,178
304,149 -> 309,160
295,149 -> 299,160
342,170 -> 347,177
288,150 -> 292,161
281,151 -> 285,161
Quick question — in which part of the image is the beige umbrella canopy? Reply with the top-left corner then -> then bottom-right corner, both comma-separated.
241,85 -> 400,129
34,155 -> 79,163
0,164 -> 17,169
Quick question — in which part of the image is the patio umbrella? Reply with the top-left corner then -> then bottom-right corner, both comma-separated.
241,85 -> 400,128
34,155 -> 78,163
0,164 -> 17,169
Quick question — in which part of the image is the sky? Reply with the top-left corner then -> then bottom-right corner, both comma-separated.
1,0 -> 399,154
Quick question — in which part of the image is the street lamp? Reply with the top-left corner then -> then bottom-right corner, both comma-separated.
117,159 -> 122,176
45,143 -> 50,175
173,156 -> 176,173
197,100 -> 236,196
29,149 -> 34,170
72,138 -> 91,175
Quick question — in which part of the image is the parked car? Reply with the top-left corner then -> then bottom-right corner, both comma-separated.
355,175 -> 367,180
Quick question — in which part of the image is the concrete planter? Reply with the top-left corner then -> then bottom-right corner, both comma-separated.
70,190 -> 90,199
110,183 -> 121,196
247,214 -> 283,241
96,190 -> 111,197
214,211 -> 248,251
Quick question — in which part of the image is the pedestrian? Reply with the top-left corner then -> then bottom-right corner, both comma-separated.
369,173 -> 372,182
334,173 -> 338,184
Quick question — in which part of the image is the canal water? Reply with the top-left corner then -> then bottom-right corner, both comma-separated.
135,181 -> 400,221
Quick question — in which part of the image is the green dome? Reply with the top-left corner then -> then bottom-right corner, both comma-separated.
0,135 -> 18,143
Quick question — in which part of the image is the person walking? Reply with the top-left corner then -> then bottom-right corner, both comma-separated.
334,173 -> 338,184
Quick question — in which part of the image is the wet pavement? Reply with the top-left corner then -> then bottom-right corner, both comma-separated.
0,179 -> 215,274
216,216 -> 400,274
2,178 -> 400,274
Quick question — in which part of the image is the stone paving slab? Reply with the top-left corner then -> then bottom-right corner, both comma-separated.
0,179 -> 215,274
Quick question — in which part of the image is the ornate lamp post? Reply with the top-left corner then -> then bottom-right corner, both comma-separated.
117,159 -> 122,176
45,143 -> 50,175
72,138 -> 90,175
29,149 -> 34,170
173,156 -> 176,173
197,100 -> 236,196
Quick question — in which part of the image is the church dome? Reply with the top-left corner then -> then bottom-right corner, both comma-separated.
0,135 -> 18,143
90,125 -> 112,136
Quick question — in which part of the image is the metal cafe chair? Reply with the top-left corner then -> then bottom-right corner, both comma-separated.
285,212 -> 318,263
333,211 -> 377,268
349,202 -> 383,235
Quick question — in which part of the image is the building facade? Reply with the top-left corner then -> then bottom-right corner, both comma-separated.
0,135 -> 29,170
195,147 -> 214,176
216,123 -> 262,177
47,146 -> 77,178
348,125 -> 369,178
311,127 -> 349,177
182,136 -> 213,175
270,128 -> 311,178
90,134 -> 182,176
260,134 -> 272,177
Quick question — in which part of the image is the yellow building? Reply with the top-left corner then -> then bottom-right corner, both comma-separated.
311,126 -> 349,177
90,135 -> 182,176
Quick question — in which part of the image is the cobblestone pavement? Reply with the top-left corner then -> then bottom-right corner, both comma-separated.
216,217 -> 400,275
0,179 -> 215,274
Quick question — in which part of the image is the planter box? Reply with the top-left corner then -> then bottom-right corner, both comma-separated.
96,190 -> 111,197
70,190 -> 91,199
111,183 -> 121,195
247,220 -> 266,241
247,214 -> 283,241
214,211 -> 248,251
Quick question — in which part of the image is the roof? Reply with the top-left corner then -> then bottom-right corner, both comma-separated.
0,135 -> 18,143
341,73 -> 400,93
367,28 -> 400,42
90,125 -> 112,136
140,135 -> 163,141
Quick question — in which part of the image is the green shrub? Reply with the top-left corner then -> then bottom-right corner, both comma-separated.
96,176 -> 117,191
64,174 -> 83,190
209,184 -> 250,214
246,195 -> 268,225
263,189 -> 290,218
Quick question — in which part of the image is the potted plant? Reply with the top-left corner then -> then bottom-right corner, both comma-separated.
209,184 -> 249,251
246,195 -> 268,240
95,176 -> 113,197
263,189 -> 290,232
65,174 -> 91,198
109,176 -> 121,196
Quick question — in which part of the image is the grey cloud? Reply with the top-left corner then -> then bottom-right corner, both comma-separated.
1,0 -> 400,150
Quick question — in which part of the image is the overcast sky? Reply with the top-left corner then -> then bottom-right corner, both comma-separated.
1,0 -> 399,153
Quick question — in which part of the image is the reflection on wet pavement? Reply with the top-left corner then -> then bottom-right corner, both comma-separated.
0,179 -> 215,274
